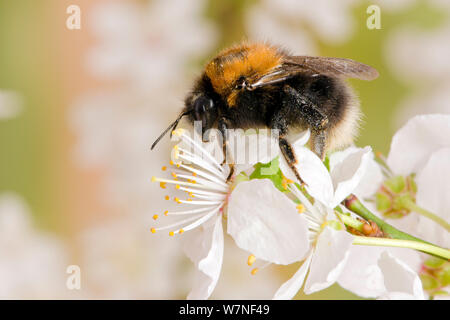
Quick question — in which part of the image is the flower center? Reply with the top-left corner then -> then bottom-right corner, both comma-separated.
150,129 -> 230,236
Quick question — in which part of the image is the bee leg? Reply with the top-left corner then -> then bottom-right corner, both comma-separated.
282,85 -> 329,160
218,117 -> 235,182
311,130 -> 327,161
279,136 -> 305,185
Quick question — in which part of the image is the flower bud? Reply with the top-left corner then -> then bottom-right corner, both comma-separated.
375,175 -> 417,219
420,257 -> 450,298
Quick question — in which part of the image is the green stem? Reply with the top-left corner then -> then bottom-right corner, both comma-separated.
344,194 -> 428,244
353,236 -> 450,260
336,212 -> 365,232
399,197 -> 450,232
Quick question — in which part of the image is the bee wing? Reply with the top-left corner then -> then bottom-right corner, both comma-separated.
284,56 -> 379,80
247,56 -> 378,90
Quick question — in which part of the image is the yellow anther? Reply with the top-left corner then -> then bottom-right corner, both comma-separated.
175,184 -> 180,189
169,231 -> 174,236
171,172 -> 177,178
164,210 -> 168,216
247,254 -> 256,266
176,163 -> 181,168
189,192 -> 194,198
160,182 -> 166,189
281,175 -> 294,190
151,176 -> 157,182
296,204 -> 305,214
150,228 -> 156,234
152,214 -> 158,220
191,180 -> 196,184
174,197 -> 181,203
251,268 -> 259,275
172,128 -> 185,137
187,198 -> 192,201
192,172 -> 197,177
179,229 -> 184,234
161,166 -> 167,171
165,195 -> 170,200
173,145 -> 179,151
169,160 -> 174,166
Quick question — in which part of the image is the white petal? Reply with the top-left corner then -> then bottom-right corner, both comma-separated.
387,114 -> 450,175
377,251 -> 425,300
232,131 -> 280,175
289,129 -> 311,148
338,246 -> 421,298
377,292 -> 422,300
273,251 -> 313,300
337,246 -> 386,298
330,146 -> 372,207
183,217 -> 224,300
415,148 -> 450,248
304,227 -> 353,294
227,179 -> 310,265
331,147 -> 383,199
254,131 -> 281,165
279,146 -> 334,206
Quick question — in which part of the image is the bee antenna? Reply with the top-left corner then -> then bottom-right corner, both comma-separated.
151,111 -> 190,150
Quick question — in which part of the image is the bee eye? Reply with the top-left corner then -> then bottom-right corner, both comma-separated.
193,96 -> 214,120
235,76 -> 246,90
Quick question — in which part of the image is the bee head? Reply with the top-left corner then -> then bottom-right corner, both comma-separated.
184,93 -> 218,138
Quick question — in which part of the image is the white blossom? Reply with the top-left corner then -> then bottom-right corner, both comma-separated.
150,128 -> 287,299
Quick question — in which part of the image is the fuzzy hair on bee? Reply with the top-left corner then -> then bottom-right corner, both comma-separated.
152,42 -> 379,183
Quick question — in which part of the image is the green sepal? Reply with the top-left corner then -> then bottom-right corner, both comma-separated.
376,192 -> 392,212
424,257 -> 446,269
420,274 -> 439,291
437,265 -> 450,287
384,175 -> 406,193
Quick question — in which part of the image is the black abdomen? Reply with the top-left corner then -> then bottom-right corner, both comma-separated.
227,74 -> 349,131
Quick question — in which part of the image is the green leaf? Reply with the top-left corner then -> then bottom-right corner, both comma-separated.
249,157 -> 286,193
249,157 -> 279,178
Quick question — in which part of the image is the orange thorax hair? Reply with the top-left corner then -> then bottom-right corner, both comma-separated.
205,43 -> 283,106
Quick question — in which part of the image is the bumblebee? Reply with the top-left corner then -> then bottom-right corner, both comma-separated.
152,42 -> 378,182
